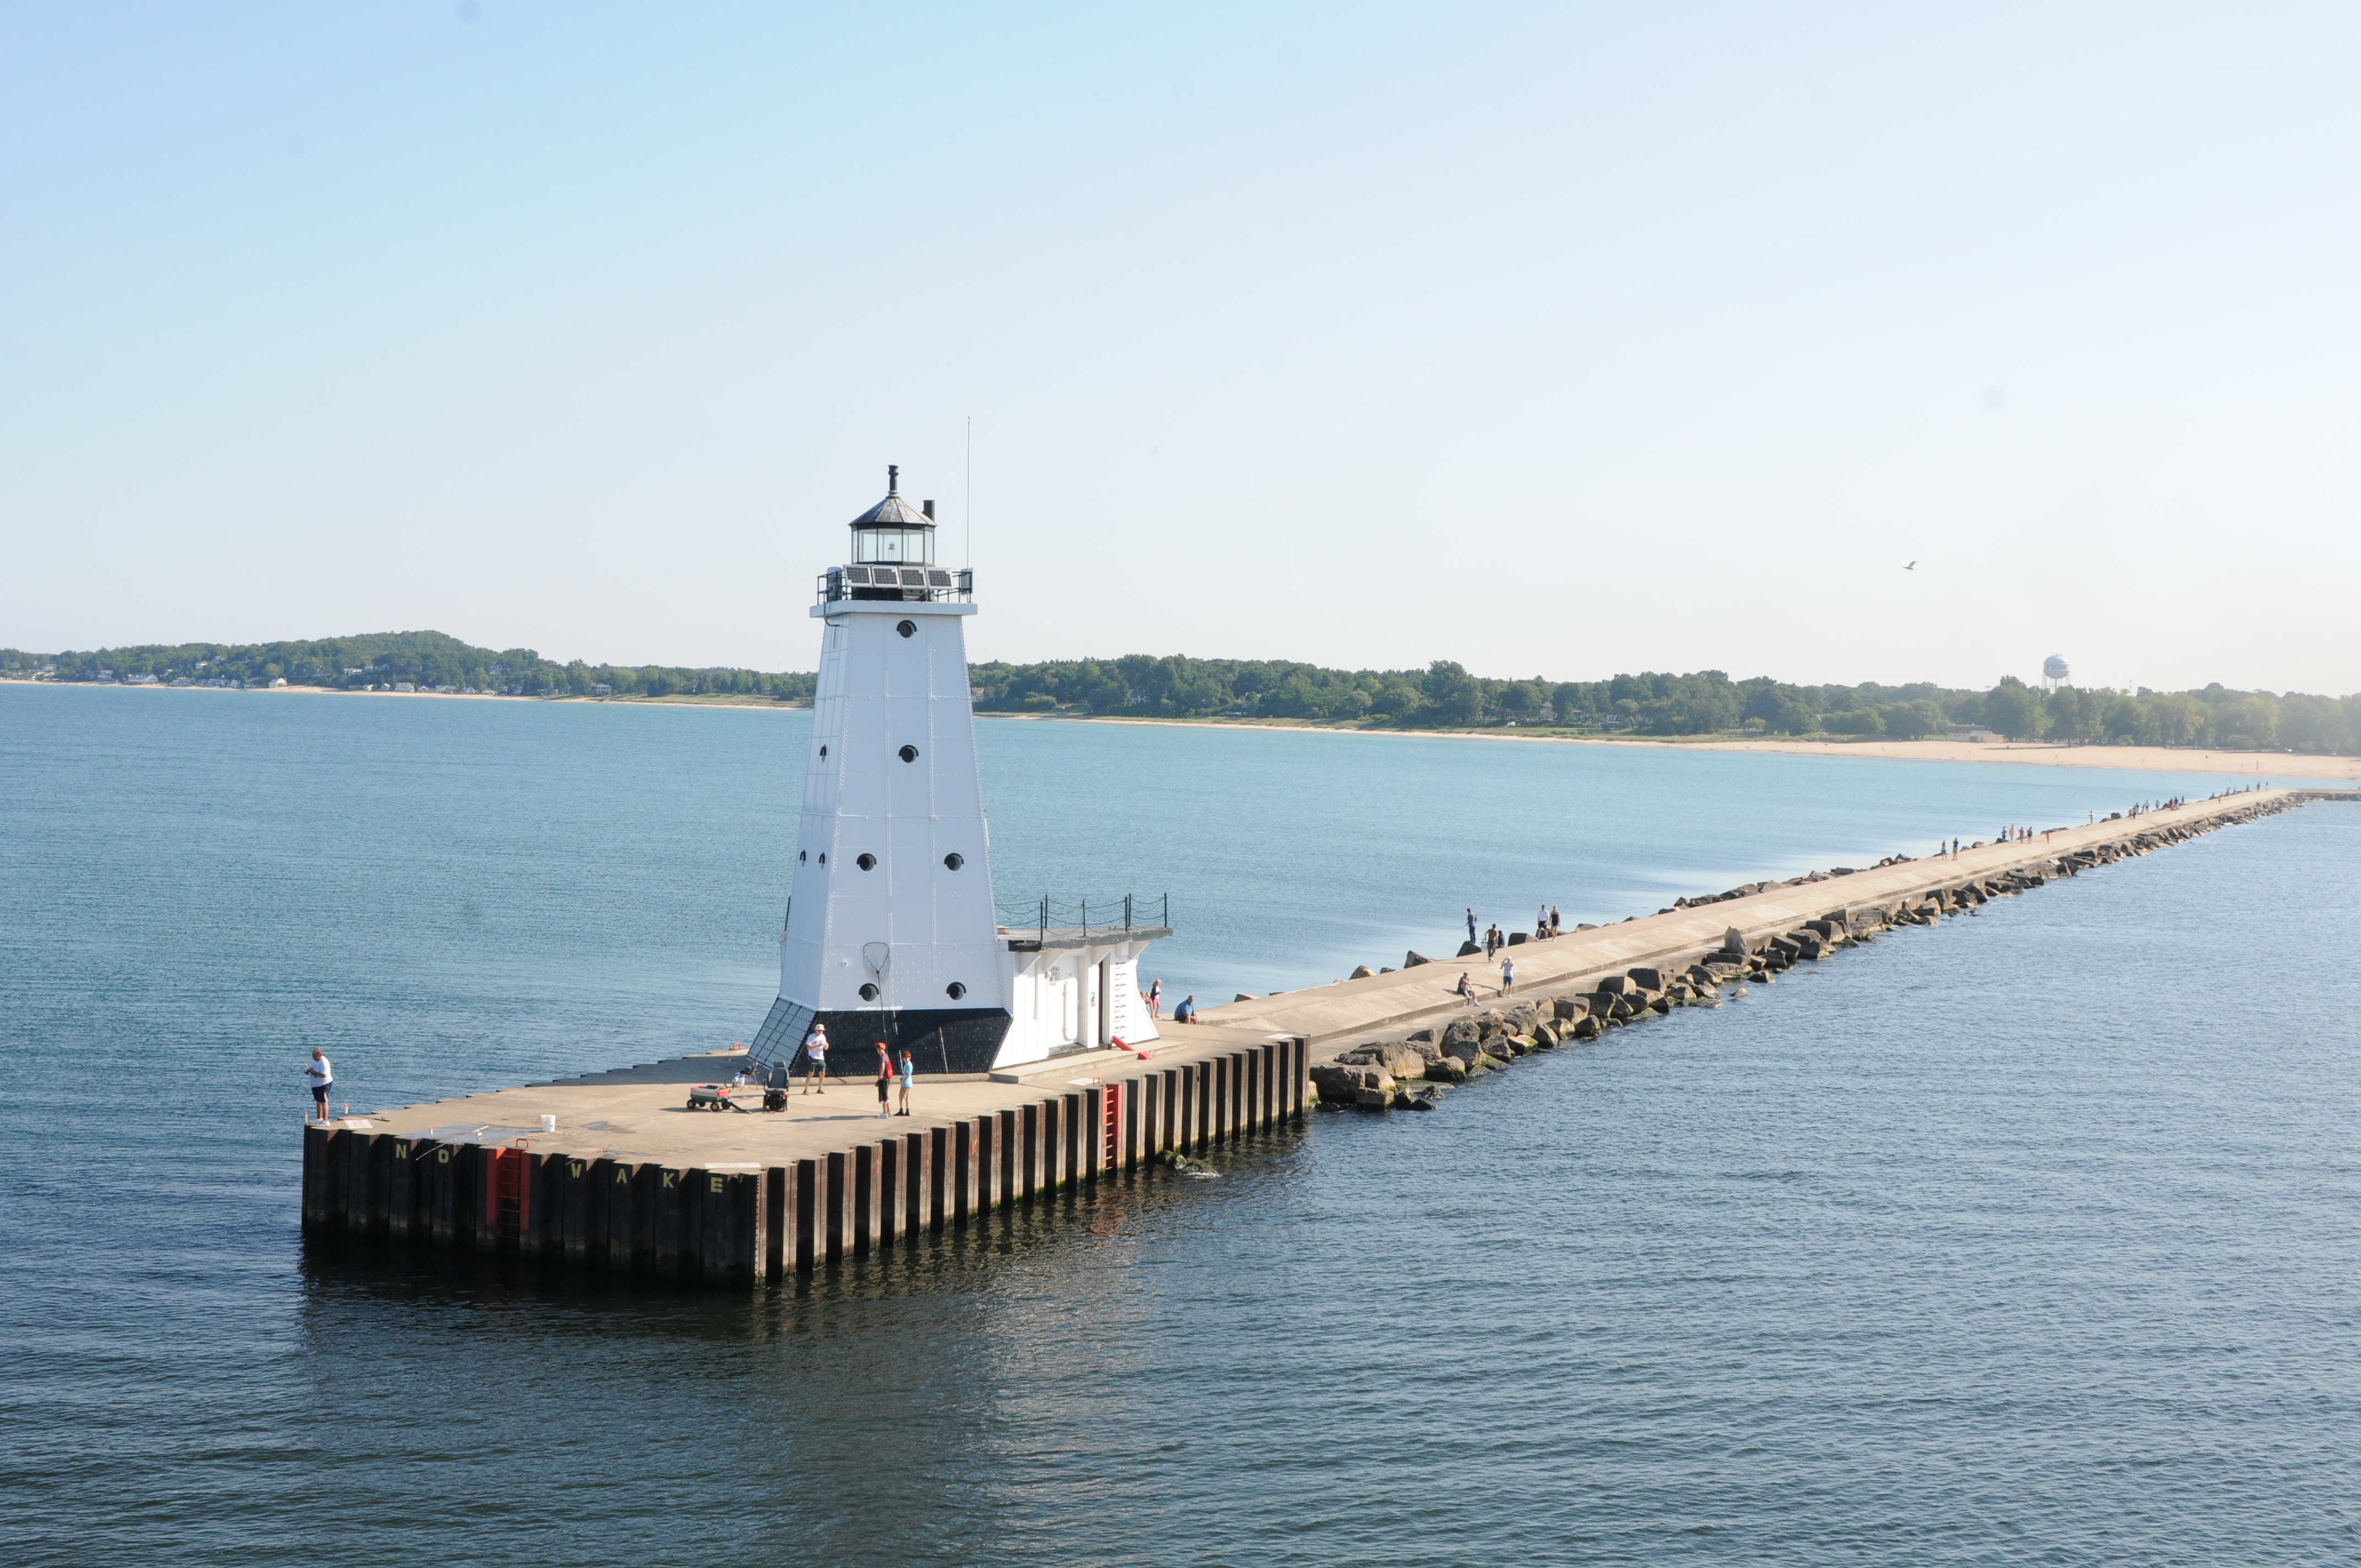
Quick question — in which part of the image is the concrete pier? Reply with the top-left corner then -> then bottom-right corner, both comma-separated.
303,787 -> 2319,1285
304,1033 -> 1309,1284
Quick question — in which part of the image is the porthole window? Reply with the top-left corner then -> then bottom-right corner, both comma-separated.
799,850 -> 806,862
899,744 -> 919,763
896,620 -> 915,638
859,983 -> 879,1001
943,853 -> 964,870
856,853 -> 876,871
818,853 -> 825,864
946,982 -> 967,1000
819,745 -> 828,758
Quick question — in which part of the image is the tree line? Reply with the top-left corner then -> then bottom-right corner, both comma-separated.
12,635 -> 2357,754
967,656 -> 2361,753
3,631 -> 818,703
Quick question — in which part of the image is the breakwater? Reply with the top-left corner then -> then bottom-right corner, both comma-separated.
300,787 -> 2316,1284
1297,789 -> 2319,1107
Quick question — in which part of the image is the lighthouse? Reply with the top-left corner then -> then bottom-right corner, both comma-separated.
747,468 -> 1171,1080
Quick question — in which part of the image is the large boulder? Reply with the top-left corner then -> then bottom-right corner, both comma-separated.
1456,940 -> 1482,957
1477,1009 -> 1509,1039
1505,1000 -> 1541,1032
1722,927 -> 1749,956
1626,966 -> 1666,992
1570,1014 -> 1604,1041
1310,1063 -> 1395,1101
1348,965 -> 1374,979
1404,951 -> 1432,968
1596,974 -> 1632,996
1552,996 -> 1584,1021
1506,930 -> 1527,946
1441,1017 -> 1484,1061
1425,1055 -> 1468,1084
1336,1039 -> 1428,1077
1532,1020 -> 1560,1047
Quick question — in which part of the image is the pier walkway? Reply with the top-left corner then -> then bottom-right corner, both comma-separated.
302,787 -> 2309,1283
1200,788 -> 2305,1046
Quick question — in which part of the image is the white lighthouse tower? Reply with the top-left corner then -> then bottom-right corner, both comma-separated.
748,466 -> 1171,1079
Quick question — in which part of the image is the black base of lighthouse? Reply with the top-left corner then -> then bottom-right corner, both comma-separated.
749,996 -> 1015,1079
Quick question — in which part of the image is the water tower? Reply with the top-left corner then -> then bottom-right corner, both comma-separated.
2042,654 -> 2070,692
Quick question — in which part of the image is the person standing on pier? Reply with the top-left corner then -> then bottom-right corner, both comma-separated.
801,1022 -> 829,1095
897,1049 -> 915,1116
304,1048 -> 333,1123
1147,978 -> 1162,1020
875,1042 -> 894,1118
1549,905 -> 1561,937
1466,908 -> 1478,945
1499,955 -> 1516,995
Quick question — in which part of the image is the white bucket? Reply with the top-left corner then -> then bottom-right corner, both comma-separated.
539,1114 -> 557,1132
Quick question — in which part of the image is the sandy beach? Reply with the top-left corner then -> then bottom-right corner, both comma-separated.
1673,736 -> 2361,781
1054,711 -> 2360,781
13,679 -> 2354,779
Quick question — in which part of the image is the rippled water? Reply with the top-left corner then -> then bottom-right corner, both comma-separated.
3,683 -> 2353,1565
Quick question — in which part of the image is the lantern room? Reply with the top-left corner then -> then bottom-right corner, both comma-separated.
850,464 -> 935,566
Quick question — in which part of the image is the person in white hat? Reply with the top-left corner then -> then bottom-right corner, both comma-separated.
801,1021 -> 829,1095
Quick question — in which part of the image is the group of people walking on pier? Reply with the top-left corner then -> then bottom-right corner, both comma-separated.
1467,905 -> 1564,961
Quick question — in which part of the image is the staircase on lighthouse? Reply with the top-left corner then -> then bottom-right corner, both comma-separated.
747,466 -> 1172,1081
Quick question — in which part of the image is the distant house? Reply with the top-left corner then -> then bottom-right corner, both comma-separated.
269,677 -> 287,687
393,682 -> 416,693
1947,727 -> 2001,742
591,683 -> 613,696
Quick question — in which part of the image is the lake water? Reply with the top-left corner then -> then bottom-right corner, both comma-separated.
3,683 -> 2353,1565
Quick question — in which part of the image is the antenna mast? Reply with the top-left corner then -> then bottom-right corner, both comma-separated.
965,415 -> 973,570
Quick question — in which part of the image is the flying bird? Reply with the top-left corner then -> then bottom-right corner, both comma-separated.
1905,560 -> 1917,570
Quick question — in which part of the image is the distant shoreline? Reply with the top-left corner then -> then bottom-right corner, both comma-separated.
8,676 -> 2351,778
972,709 -> 2359,780
0,676 -> 803,711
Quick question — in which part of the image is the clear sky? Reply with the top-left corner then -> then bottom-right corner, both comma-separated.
5,3 -> 2357,694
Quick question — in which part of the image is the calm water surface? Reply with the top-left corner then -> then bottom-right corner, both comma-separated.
2,684 -> 2352,1565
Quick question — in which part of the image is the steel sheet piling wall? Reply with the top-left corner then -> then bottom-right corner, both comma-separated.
824,1151 -> 847,1265
953,1120 -> 975,1222
793,1159 -> 817,1272
297,1046 -> 1315,1288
